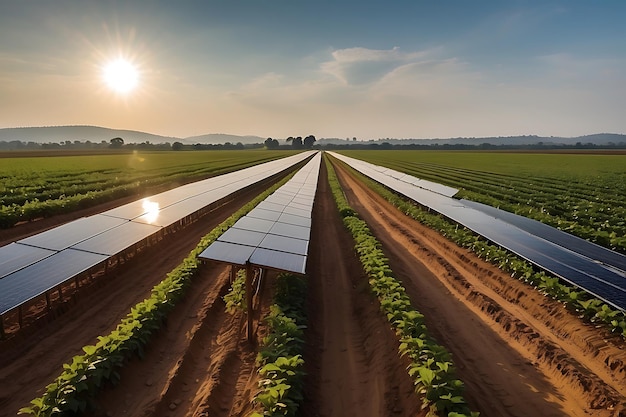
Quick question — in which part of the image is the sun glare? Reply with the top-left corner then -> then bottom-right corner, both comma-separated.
103,58 -> 139,94
141,199 -> 160,224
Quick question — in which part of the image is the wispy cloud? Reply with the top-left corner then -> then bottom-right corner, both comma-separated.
321,46 -> 434,85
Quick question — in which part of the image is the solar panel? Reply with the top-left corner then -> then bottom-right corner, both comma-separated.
232,217 -> 276,234
460,199 -> 626,272
247,208 -> 283,222
219,228 -> 267,247
277,213 -> 312,228
71,221 -> 162,256
0,243 -> 56,280
269,221 -> 311,241
198,241 -> 256,265
133,198 -> 208,227
287,201 -> 312,212
256,201 -> 286,213
249,248 -> 307,275
18,215 -> 128,251
259,234 -> 309,256
0,249 -> 108,315
282,206 -> 310,218
264,194 -> 295,206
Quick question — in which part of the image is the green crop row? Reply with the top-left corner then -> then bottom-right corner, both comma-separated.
334,158 -> 626,339
18,171 -> 295,417
250,274 -> 307,417
0,150 -> 293,228
224,269 -> 248,313
325,157 -> 478,417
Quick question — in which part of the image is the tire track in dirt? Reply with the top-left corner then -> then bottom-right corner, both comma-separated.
151,292 -> 247,417
332,158 -> 626,417
302,161 -> 421,417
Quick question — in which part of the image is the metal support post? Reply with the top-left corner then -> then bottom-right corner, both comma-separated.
246,261 -> 254,343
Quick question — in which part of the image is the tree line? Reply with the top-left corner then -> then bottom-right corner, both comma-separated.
2,134 -> 625,152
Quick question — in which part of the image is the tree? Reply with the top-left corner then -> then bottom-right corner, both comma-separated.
172,141 -> 184,151
303,135 -> 316,148
264,137 -> 279,149
109,137 -> 124,148
292,136 -> 303,149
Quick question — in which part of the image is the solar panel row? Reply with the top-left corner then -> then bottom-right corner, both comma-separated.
0,151 -> 316,315
328,152 -> 626,311
198,151 -> 322,274
366,163 -> 459,197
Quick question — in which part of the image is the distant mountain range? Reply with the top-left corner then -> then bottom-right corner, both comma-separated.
0,126 -> 265,145
0,125 -> 624,146
318,133 -> 626,146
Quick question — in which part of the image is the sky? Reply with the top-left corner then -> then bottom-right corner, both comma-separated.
1,0 -> 625,140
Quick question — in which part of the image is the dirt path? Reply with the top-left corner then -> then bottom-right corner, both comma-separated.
331,158 -> 626,417
301,162 -> 421,417
87,266 -> 272,417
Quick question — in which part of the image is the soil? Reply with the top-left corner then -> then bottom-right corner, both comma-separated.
1,156 -> 625,417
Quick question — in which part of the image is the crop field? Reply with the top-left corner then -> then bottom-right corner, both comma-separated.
0,150 -> 295,228
1,151 -> 626,417
339,150 -> 626,253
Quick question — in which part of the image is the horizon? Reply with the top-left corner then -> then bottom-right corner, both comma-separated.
1,1 -> 625,139
2,125 -> 625,144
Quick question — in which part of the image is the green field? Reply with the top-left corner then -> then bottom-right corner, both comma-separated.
339,150 -> 626,253
0,150 -> 298,228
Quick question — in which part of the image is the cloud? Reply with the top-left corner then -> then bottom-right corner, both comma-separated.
321,46 -> 432,85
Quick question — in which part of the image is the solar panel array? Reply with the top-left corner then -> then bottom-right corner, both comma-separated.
363,162 -> 459,197
198,152 -> 321,274
0,151 -> 316,315
328,152 -> 626,311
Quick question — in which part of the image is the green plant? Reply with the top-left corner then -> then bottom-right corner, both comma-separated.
325,155 -> 478,417
251,274 -> 307,417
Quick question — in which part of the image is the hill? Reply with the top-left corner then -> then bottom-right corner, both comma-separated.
0,126 -> 265,145
318,133 -> 626,146
0,126 -> 179,144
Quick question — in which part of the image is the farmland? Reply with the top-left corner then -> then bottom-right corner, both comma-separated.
0,150 -> 296,228
339,150 -> 626,253
1,150 -> 625,417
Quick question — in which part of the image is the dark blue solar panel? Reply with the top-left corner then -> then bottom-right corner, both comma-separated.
0,249 -> 108,315
460,199 -> 626,272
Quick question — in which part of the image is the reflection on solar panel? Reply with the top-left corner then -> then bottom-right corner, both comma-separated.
328,152 -> 626,311
0,151 -> 316,317
198,152 -> 321,275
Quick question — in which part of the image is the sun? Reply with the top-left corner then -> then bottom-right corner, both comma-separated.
102,58 -> 139,94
